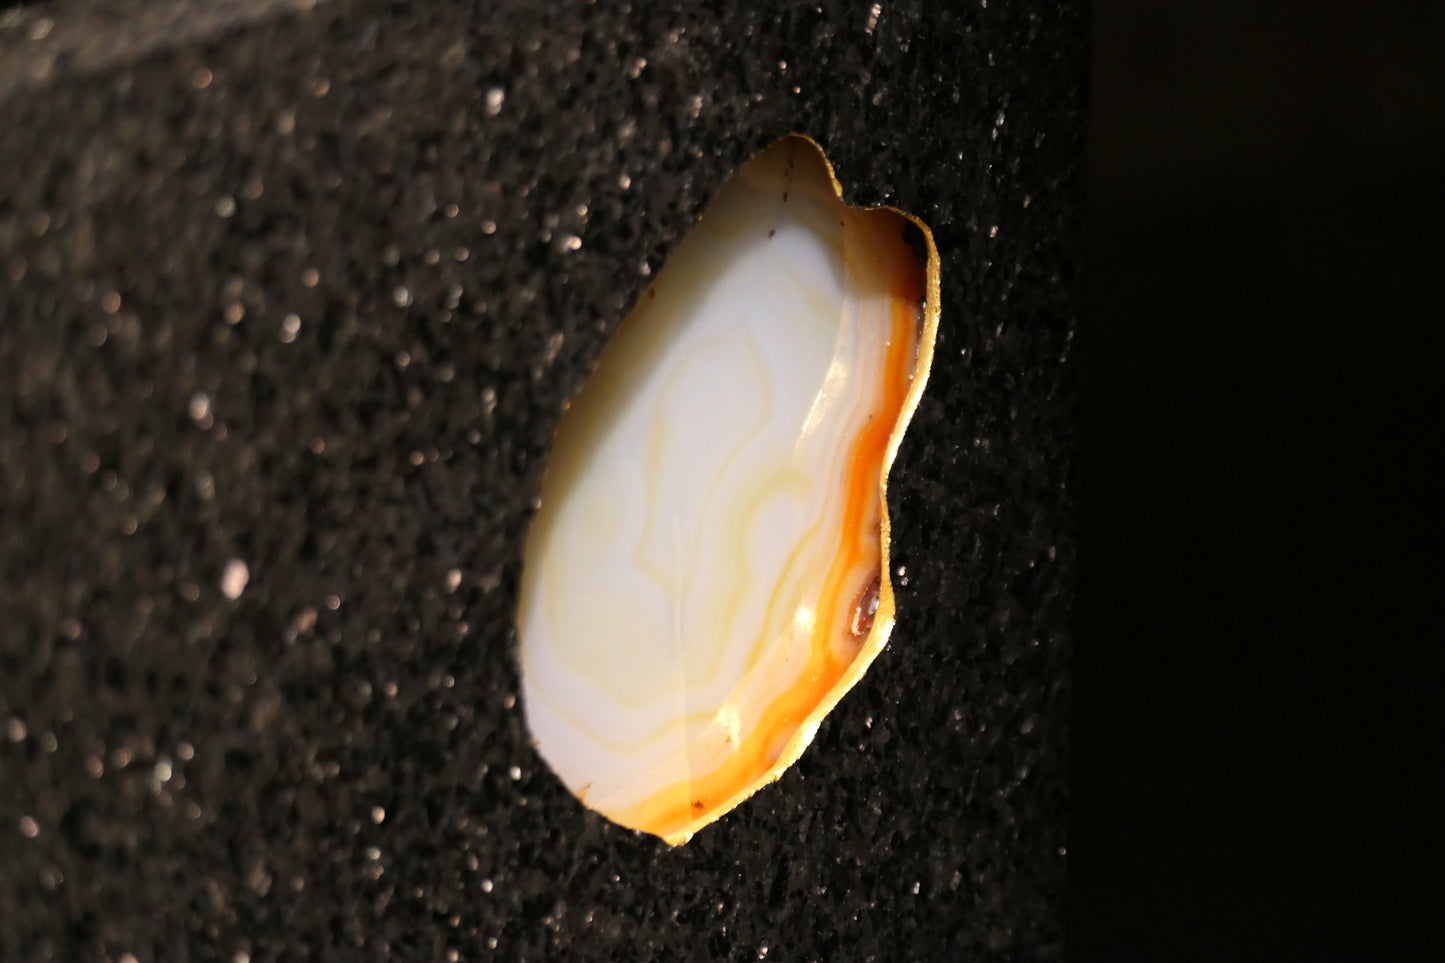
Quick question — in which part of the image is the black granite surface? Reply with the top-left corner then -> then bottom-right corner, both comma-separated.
0,1 -> 1083,959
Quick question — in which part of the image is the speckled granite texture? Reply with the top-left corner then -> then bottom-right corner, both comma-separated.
0,2 -> 1083,959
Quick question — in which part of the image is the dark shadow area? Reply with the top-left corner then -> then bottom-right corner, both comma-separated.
1074,2 -> 1441,958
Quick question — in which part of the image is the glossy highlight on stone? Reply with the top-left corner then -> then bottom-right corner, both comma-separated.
517,134 -> 940,844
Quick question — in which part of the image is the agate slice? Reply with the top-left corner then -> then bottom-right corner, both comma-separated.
517,134 -> 939,844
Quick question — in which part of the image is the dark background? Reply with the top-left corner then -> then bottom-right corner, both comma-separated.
1077,1 -> 1440,959
2,0 -> 1438,960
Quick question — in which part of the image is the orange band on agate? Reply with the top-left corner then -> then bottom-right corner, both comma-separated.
616,233 -> 925,842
